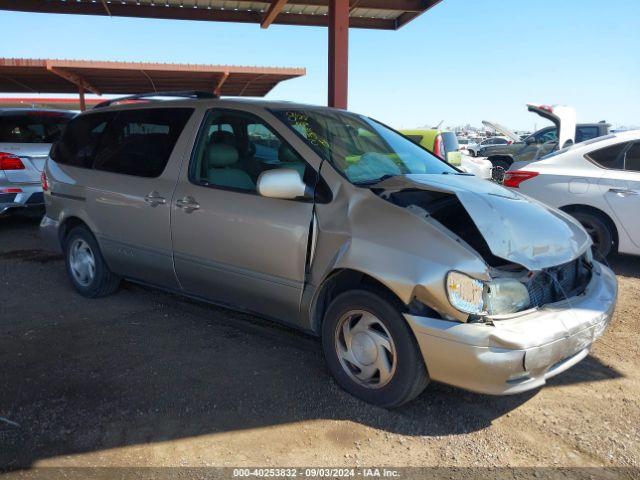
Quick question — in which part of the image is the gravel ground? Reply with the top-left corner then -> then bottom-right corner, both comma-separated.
0,213 -> 638,475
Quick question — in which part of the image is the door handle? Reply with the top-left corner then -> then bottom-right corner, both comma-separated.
176,196 -> 200,213
608,188 -> 638,197
144,191 -> 166,207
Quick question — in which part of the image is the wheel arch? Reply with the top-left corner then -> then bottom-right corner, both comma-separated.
309,268 -> 430,335
58,216 -> 93,248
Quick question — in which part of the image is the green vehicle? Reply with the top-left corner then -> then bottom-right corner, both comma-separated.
400,129 -> 461,167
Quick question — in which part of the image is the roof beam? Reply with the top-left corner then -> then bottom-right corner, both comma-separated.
287,0 -> 426,10
99,0 -> 112,16
213,72 -> 230,96
261,0 -> 289,29
394,0 -> 442,29
45,64 -> 101,95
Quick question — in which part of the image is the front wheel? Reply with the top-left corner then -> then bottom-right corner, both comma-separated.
322,290 -> 429,408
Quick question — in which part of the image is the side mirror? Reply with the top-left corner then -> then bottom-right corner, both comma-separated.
525,136 -> 537,145
257,168 -> 309,200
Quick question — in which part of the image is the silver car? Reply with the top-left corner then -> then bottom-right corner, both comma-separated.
0,108 -> 75,215
41,95 -> 617,407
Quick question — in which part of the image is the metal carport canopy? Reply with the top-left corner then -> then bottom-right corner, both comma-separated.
0,1 -> 443,109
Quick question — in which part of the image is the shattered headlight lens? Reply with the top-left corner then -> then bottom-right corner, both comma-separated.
483,278 -> 530,315
446,272 -> 531,316
446,271 -> 484,314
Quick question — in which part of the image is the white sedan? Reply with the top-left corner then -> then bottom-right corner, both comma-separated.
503,130 -> 640,259
460,155 -> 493,179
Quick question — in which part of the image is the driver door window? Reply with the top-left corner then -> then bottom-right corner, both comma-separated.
190,110 -> 311,193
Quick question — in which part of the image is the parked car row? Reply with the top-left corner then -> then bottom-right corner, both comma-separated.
466,136 -> 512,157
482,104 -> 610,173
31,93 -> 616,407
0,109 -> 75,214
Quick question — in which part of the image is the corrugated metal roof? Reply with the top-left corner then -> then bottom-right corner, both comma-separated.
0,1 -> 443,30
0,58 -> 306,97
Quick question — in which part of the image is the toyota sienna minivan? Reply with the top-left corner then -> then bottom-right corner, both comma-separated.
41,93 -> 617,407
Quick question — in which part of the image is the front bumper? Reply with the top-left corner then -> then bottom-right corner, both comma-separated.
405,261 -> 617,395
0,183 -> 44,214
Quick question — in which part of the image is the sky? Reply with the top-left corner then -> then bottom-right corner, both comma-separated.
0,0 -> 638,131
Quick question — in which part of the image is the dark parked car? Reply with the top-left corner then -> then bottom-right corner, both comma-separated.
481,105 -> 610,175
482,123 -> 611,171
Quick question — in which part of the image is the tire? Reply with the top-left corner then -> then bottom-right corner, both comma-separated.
470,150 -> 476,157
64,226 -> 120,297
322,289 -> 429,408
571,211 -> 615,260
490,157 -> 511,171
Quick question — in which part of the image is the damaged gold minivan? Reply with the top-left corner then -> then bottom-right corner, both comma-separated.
41,95 -> 618,407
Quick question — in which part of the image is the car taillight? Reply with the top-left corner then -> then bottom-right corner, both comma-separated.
0,188 -> 22,193
0,152 -> 25,170
41,171 -> 49,192
503,170 -> 539,188
433,134 -> 444,158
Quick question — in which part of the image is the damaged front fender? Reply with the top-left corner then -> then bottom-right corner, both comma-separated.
308,170 -> 490,324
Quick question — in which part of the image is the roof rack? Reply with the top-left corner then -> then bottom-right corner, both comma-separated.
93,90 -> 218,109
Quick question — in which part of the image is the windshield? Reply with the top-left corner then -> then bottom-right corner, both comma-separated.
273,109 -> 456,184
0,111 -> 74,143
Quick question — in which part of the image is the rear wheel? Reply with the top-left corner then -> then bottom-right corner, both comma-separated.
64,226 -> 120,297
322,289 -> 429,408
571,211 -> 615,259
491,157 -> 511,171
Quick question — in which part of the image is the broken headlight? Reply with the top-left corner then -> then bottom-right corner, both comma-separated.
483,278 -> 530,315
446,272 -> 531,316
446,271 -> 484,314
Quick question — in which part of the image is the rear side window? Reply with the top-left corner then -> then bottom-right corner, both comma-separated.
92,108 -> 193,177
624,143 -> 640,172
0,112 -> 73,143
53,108 -> 193,177
52,111 -> 116,168
405,135 -> 423,145
587,142 -> 628,169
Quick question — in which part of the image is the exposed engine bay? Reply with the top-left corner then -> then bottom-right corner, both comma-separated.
378,187 -> 592,312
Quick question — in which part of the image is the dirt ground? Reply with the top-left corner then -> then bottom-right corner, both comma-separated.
0,213 -> 638,474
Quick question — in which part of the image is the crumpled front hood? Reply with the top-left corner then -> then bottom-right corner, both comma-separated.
376,174 -> 591,271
